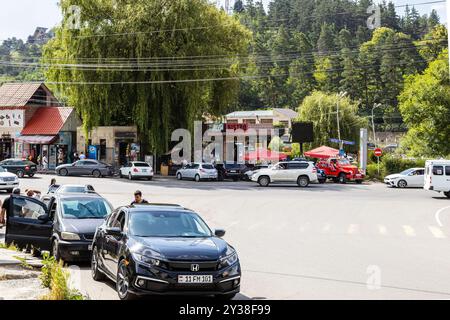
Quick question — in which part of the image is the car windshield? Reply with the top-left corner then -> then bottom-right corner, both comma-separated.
134,162 -> 150,167
61,198 -> 112,219
129,211 -> 212,238
400,169 -> 415,175
338,160 -> 351,166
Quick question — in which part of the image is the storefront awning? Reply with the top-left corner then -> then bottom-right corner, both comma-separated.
15,135 -> 58,144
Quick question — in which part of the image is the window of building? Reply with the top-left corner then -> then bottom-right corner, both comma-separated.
260,119 -> 274,125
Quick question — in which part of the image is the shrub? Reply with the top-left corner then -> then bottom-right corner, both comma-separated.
366,155 -> 426,180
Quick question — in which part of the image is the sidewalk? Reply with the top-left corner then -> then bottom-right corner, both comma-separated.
0,248 -> 47,300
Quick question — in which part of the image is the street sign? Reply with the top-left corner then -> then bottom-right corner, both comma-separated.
374,148 -> 383,157
330,138 -> 355,146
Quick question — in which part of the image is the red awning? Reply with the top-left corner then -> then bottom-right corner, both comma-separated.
304,146 -> 339,159
15,135 -> 57,144
245,149 -> 288,162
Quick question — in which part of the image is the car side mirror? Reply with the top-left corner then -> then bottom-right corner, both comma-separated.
215,229 -> 226,238
106,227 -> 123,237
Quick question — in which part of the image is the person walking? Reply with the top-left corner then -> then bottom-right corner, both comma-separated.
42,154 -> 49,171
79,152 -> 86,160
131,190 -> 149,205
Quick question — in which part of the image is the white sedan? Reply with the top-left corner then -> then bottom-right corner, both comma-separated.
120,162 -> 154,181
0,166 -> 19,193
384,168 -> 425,188
176,163 -> 218,182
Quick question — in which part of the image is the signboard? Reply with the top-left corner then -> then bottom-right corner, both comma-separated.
374,148 -> 383,157
330,138 -> 355,146
88,145 -> 98,160
0,110 -> 24,128
224,123 -> 249,132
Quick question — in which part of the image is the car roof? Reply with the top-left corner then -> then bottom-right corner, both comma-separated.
55,193 -> 105,200
126,203 -> 193,213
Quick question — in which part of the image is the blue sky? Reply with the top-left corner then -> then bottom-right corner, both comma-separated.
0,0 -> 447,41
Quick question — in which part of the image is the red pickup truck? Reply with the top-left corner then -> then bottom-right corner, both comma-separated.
317,158 -> 364,184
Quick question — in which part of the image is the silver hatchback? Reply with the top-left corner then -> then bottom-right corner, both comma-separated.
176,163 -> 218,182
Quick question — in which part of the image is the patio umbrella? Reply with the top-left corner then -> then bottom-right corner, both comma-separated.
304,146 -> 339,159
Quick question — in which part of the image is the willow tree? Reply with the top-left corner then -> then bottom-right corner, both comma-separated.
43,0 -> 251,155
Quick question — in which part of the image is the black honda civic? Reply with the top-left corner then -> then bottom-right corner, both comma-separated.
91,204 -> 241,300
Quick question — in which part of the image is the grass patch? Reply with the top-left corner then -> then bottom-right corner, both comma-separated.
0,242 -> 19,252
39,253 -> 85,300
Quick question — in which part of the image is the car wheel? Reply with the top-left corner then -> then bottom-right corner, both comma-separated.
16,170 -> 24,178
215,293 -> 236,300
338,173 -> 347,184
356,180 -> 363,184
91,246 -> 106,281
444,192 -> 450,198
177,173 -> 183,181
195,174 -> 201,182
93,170 -> 102,178
59,169 -> 68,177
52,240 -> 61,262
397,180 -> 408,188
297,176 -> 310,188
117,259 -> 137,300
147,177 -> 153,181
258,176 -> 270,187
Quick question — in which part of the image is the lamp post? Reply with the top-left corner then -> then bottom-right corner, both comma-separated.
336,91 -> 347,151
371,103 -> 382,147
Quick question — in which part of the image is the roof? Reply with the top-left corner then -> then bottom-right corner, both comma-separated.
128,204 -> 189,211
21,107 -> 74,135
273,108 -> 298,119
0,82 -> 44,107
226,108 -> 298,119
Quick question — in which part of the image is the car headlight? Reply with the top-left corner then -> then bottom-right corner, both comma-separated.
219,252 -> 238,268
61,232 -> 81,241
132,253 -> 161,267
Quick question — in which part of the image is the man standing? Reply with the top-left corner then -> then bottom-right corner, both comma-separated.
79,152 -> 86,160
0,188 -> 21,228
131,191 -> 149,205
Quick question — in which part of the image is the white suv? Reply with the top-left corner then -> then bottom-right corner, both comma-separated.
251,161 -> 318,187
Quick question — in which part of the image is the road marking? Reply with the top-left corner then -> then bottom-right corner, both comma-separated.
377,225 -> 387,235
322,224 -> 332,233
428,226 -> 447,239
348,224 -> 359,234
402,225 -> 416,237
435,206 -> 450,227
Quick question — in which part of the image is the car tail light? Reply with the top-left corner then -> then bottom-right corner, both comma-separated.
25,166 -> 30,170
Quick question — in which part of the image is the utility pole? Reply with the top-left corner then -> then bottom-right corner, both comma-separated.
371,103 -> 382,147
336,91 -> 347,151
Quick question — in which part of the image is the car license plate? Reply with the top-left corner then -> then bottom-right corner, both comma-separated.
88,245 -> 93,251
142,169 -> 147,173
178,275 -> 213,284
230,170 -> 237,173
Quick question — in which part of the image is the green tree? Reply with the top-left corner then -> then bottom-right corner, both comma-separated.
295,91 -> 368,152
44,0 -> 251,155
398,50 -> 450,157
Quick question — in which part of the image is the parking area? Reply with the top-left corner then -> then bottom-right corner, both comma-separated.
1,174 -> 450,300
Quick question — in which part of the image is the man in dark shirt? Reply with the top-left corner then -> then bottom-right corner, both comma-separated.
131,190 -> 149,205
0,188 -> 21,228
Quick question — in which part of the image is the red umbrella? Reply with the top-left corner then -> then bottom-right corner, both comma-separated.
304,146 -> 339,159
245,149 -> 288,162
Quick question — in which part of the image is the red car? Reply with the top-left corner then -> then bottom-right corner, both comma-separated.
317,158 -> 364,184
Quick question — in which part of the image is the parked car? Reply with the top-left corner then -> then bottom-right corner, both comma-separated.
216,163 -> 247,181
0,159 -> 37,178
317,158 -> 365,184
4,193 -> 113,261
424,160 -> 450,198
54,184 -> 96,194
120,161 -> 154,181
176,163 -> 218,182
91,204 -> 241,300
243,165 -> 269,181
384,168 -> 425,188
0,166 -> 19,193
251,161 -> 319,187
56,160 -> 114,178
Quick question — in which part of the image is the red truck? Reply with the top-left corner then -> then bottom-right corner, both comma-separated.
317,158 -> 365,184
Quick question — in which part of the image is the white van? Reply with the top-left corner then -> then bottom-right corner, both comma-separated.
424,160 -> 450,198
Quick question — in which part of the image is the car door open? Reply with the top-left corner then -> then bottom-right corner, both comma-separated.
6,196 -> 52,251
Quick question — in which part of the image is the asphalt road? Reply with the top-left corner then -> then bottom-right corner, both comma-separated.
1,174 -> 450,300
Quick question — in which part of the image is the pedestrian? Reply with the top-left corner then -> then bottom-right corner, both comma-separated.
25,189 -> 42,200
42,154 -> 48,171
73,152 -> 79,162
131,190 -> 149,205
0,188 -> 21,228
79,152 -> 86,160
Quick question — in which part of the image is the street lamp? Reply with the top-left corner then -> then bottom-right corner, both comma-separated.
371,103 -> 382,147
336,91 -> 347,150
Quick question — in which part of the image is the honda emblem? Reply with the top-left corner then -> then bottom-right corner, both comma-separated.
191,264 -> 200,272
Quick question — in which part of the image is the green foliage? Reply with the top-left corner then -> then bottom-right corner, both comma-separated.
44,0 -> 251,154
40,252 -> 85,300
366,155 -> 426,180
398,50 -> 450,157
296,91 -> 368,152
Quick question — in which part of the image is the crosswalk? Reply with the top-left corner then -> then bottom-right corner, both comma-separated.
226,221 -> 450,240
